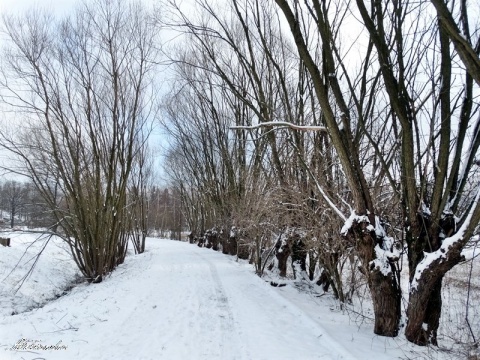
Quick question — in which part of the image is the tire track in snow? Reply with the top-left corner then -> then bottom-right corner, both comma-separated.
194,252 -> 252,360
201,251 -> 356,360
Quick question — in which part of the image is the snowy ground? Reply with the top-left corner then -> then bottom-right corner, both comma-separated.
0,231 -> 80,317
0,235 -> 460,360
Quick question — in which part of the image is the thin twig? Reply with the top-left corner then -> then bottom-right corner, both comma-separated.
465,242 -> 478,344
12,234 -> 54,294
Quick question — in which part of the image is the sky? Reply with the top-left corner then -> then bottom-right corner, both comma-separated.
0,0 -> 165,16
0,0 -> 78,16
0,0 -> 101,51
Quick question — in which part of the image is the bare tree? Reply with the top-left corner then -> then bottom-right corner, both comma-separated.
162,39 -> 262,240
353,0 -> 480,345
129,141 -> 154,254
0,180 -> 28,228
0,0 -> 159,282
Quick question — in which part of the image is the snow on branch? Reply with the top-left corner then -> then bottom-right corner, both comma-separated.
231,122 -> 327,132
411,186 -> 480,292
341,213 -> 400,276
340,211 -> 369,236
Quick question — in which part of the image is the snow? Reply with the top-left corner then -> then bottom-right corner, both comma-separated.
230,121 -> 327,132
461,236 -> 479,261
0,232 -> 80,317
340,211 -> 369,236
0,236 -> 448,360
411,187 -> 480,292
421,202 -> 431,217
374,216 -> 386,239
340,214 -> 400,276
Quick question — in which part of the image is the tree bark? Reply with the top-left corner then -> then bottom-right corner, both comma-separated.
405,271 -> 445,345
429,0 -> 480,87
405,195 -> 480,346
369,269 -> 402,337
275,237 -> 291,278
354,220 -> 401,336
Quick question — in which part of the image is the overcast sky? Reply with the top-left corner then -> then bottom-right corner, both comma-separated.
1,0 -> 78,16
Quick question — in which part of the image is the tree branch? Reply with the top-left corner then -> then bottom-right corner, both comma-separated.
231,121 -> 327,132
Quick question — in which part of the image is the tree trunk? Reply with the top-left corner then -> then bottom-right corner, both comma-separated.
10,200 -> 15,228
275,237 -> 291,278
354,220 -> 401,337
308,250 -> 318,281
237,237 -> 250,260
291,237 -> 306,272
405,276 -> 443,345
405,216 -> 445,345
369,269 -> 402,336
228,234 -> 237,256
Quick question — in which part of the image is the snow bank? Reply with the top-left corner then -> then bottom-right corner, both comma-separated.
0,231 -> 80,317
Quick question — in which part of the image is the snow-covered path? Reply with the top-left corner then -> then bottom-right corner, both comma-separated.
1,238 -> 355,360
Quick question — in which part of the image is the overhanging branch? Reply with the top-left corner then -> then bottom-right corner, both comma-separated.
230,121 -> 327,132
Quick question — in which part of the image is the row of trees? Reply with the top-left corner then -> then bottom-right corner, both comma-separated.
0,180 -> 54,228
0,178 -> 184,237
162,0 -> 480,348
